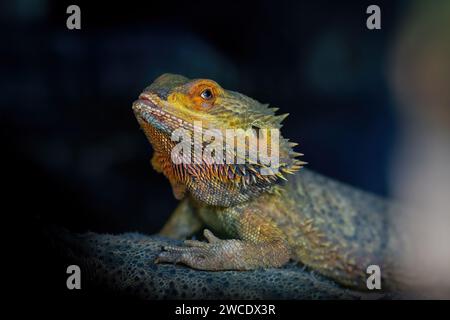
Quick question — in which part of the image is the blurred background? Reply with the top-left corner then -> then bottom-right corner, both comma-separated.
2,0 -> 399,233
2,0 -> 449,297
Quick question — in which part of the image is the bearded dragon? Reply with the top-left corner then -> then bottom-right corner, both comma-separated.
132,73 -> 404,290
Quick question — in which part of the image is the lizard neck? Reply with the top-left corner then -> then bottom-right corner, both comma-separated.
147,130 -> 292,207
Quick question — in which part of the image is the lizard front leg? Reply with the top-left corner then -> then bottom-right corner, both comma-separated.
159,198 -> 203,240
155,210 -> 291,270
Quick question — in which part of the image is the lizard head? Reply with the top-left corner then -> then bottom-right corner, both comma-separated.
133,73 -> 305,207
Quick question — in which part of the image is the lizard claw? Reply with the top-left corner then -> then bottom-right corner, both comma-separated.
154,229 -> 226,269
182,229 -> 219,247
203,229 -> 220,243
155,250 -> 183,264
183,239 -> 208,247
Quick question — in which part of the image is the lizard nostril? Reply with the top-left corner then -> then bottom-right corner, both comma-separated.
132,102 -> 142,112
155,88 -> 170,100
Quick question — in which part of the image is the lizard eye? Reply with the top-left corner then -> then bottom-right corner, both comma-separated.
200,88 -> 213,100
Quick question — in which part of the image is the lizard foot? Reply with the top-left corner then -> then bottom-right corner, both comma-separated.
155,229 -> 245,270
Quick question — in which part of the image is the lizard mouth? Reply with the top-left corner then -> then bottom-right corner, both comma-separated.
133,92 -> 164,119
132,93 -> 193,133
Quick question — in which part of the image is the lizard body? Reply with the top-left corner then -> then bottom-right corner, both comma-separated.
132,74 -> 404,290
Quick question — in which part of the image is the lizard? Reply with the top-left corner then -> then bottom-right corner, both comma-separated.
132,73 -> 405,290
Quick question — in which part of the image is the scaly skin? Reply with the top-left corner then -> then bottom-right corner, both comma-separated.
132,74 -> 404,290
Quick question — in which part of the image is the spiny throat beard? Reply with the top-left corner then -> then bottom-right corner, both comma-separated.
140,123 -> 282,207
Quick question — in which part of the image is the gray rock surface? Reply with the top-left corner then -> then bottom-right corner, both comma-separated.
51,230 -> 396,299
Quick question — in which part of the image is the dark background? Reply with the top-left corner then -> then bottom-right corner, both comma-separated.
2,0 -> 402,237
